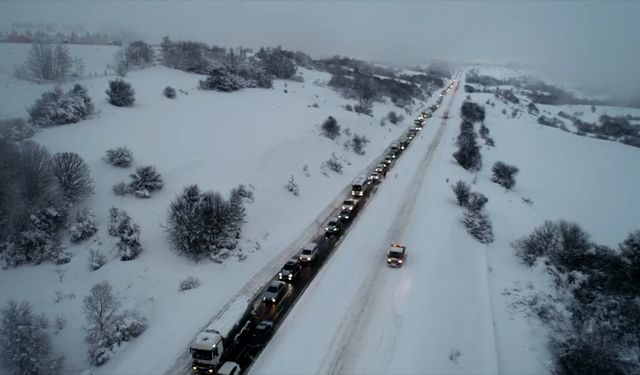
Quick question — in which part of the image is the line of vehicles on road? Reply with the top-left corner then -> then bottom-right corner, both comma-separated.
188,80 -> 455,374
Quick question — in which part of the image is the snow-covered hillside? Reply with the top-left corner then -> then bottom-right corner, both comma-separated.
252,68 -> 640,374
0,44 -> 423,374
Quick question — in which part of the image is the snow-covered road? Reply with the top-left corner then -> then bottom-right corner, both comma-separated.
252,74 -> 500,374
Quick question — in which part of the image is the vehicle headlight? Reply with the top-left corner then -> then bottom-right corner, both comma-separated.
271,298 -> 276,303
325,227 -> 329,231
288,274 -> 293,280
209,369 -> 214,373
398,260 -> 403,263
387,258 -> 392,262
192,366 -> 197,371
278,273 -> 283,278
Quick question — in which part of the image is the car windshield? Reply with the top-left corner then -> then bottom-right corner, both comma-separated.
389,250 -> 403,258
302,249 -> 312,255
191,349 -> 213,360
283,263 -> 295,270
343,200 -> 353,206
267,285 -> 278,293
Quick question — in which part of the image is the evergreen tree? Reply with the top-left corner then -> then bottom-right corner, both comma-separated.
106,79 -> 135,107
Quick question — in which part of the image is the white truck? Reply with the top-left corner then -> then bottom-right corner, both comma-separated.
190,298 -> 253,374
386,243 -> 406,267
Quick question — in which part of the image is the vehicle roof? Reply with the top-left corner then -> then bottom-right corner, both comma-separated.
218,362 -> 240,374
303,242 -> 318,251
200,298 -> 250,340
191,330 -> 221,351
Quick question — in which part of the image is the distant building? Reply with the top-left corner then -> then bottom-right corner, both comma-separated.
4,35 -> 32,43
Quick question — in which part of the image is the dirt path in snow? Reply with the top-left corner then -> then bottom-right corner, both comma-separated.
324,74 -> 464,375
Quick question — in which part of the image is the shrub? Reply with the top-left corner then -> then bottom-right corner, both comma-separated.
462,209 -> 493,244
0,300 -> 64,374
125,41 -> 154,67
88,250 -> 107,271
50,152 -> 93,204
460,101 -> 485,123
451,180 -> 470,206
354,99 -> 373,116
344,104 -> 353,112
112,182 -> 130,196
464,84 -> 475,93
620,230 -> 640,285
466,192 -> 488,212
106,79 -> 135,107
104,146 -> 133,168
322,153 -> 343,175
453,121 -> 482,172
179,276 -> 201,291
527,102 -> 540,115
113,213 -> 142,261
28,84 -> 94,126
320,116 -> 341,140
163,86 -> 176,99
70,208 -> 97,243
128,165 -> 163,198
554,335 -> 625,375
0,118 -> 35,141
491,161 -> 519,190
285,175 -> 299,196
256,46 -> 297,79
387,111 -> 404,125
351,134 -> 370,155
198,67 -> 242,92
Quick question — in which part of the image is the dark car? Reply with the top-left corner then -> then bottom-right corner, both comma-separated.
247,321 -> 274,349
278,260 -> 301,282
325,219 -> 343,237
338,208 -> 353,222
262,281 -> 287,304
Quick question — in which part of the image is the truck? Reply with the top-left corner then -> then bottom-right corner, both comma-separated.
386,243 -> 406,267
190,298 -> 253,374
351,175 -> 370,197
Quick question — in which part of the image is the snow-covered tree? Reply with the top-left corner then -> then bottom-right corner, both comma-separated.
88,250 -> 107,271
106,79 -> 135,107
0,118 -> 35,142
104,146 -> 133,168
107,207 -> 142,261
285,175 -> 299,196
84,281 -> 121,366
16,43 -> 74,82
466,191 -> 488,212
198,68 -> 242,92
28,84 -> 94,126
70,208 -> 97,243
0,300 -> 64,375
128,165 -> 163,198
491,161 -> 519,190
350,134 -> 370,155
462,209 -> 493,244
125,41 -> 154,67
619,230 -> 640,285
50,152 -> 93,204
451,180 -> 471,206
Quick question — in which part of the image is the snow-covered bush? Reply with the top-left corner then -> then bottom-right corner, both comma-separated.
179,276 -> 201,291
70,208 -> 97,243
116,310 -> 147,342
128,165 -> 163,198
112,182 -> 130,196
285,175 -> 299,196
115,216 -> 142,261
125,41 -> 154,67
344,104 -> 353,112
106,79 -> 135,107
451,180 -> 471,206
167,184 -> 249,260
386,111 -> 404,125
50,152 -> 93,204
108,207 -> 126,236
553,333 -> 625,375
28,84 -> 94,126
491,161 -> 519,190
198,67 -> 243,92
104,146 -> 133,168
163,86 -> 176,99
0,300 -> 64,374
320,116 -> 341,140
527,102 -> 540,115
88,250 -> 107,271
350,134 -> 370,155
256,46 -> 297,79
322,153 -> 343,175
354,99 -> 373,116
462,209 -> 493,244
0,118 -> 35,141
466,191 -> 488,212
453,120 -> 482,172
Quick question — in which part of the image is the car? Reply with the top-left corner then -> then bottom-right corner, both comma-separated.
247,320 -> 274,349
278,260 -> 301,282
386,243 -> 407,268
388,151 -> 398,159
262,281 -> 287,304
341,198 -> 359,211
368,171 -> 381,183
338,208 -> 353,222
325,219 -> 343,237
384,156 -> 394,166
217,362 -> 241,375
299,242 -> 319,263
374,163 -> 386,173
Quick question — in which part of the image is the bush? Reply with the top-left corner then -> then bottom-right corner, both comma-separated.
70,208 -> 97,243
462,209 -> 493,244
320,116 -> 341,140
112,182 -> 130,196
28,84 -> 94,126
128,165 -> 163,198
387,111 -> 404,125
107,207 -> 143,261
256,46 -> 297,79
460,101 -> 485,123
451,180 -> 470,206
620,230 -> 640,285
125,41 -> 154,67
285,175 -> 299,196
464,84 -> 475,93
350,134 -> 370,155
344,104 -> 353,112
0,118 -> 35,141
179,276 -> 201,291
527,103 -> 540,115
104,146 -> 133,167
163,86 -> 176,99
88,250 -> 107,271
466,192 -> 488,212
354,99 -> 373,116
106,79 -> 135,107
0,300 -> 64,374
322,153 -> 343,175
17,43 -> 79,82
50,152 -> 93,204
167,185 -> 248,260
554,335 -> 625,375
453,121 -> 482,172
491,161 -> 519,190
198,67 -> 242,92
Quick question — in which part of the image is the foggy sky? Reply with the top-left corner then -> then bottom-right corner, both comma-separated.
2,1 -> 640,98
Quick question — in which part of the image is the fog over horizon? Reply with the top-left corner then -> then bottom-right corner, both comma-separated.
2,1 -> 639,99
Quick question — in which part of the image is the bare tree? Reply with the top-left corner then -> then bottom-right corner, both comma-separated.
84,281 -> 121,365
50,152 -> 93,204
17,44 -> 73,81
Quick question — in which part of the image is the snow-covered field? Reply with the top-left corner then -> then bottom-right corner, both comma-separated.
2,44 -> 639,375
252,70 -> 640,374
0,44 -> 418,374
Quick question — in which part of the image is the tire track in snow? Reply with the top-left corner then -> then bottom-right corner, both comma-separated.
324,75 -> 462,375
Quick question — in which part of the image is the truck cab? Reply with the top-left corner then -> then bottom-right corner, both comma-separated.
386,243 -> 406,267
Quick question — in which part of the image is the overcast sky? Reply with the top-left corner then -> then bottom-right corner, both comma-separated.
2,1 -> 639,98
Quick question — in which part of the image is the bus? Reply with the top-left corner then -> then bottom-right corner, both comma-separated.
351,175 -> 370,197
